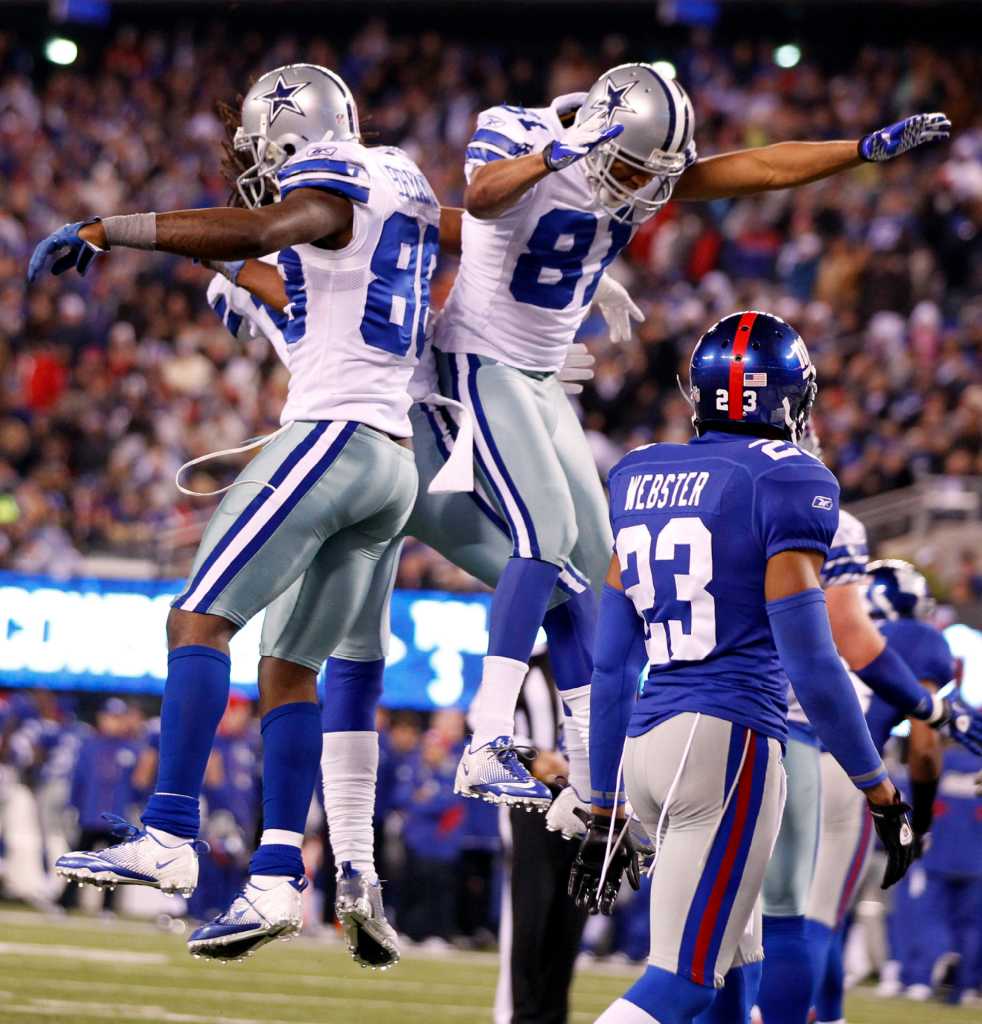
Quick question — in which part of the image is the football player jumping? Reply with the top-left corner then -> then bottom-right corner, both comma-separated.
30,63 -> 447,961
441,60 -> 951,808
574,311 -> 915,1024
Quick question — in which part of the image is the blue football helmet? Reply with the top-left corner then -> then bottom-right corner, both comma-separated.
687,311 -> 817,442
866,559 -> 935,620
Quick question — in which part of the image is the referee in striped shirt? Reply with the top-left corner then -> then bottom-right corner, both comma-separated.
494,654 -> 588,1024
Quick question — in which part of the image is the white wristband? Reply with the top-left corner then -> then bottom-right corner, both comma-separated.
102,212 -> 157,251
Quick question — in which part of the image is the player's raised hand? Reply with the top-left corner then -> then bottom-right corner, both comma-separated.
568,808 -> 641,915
933,693 -> 982,756
558,343 -> 596,395
867,792 -> 915,889
594,274 -> 644,343
544,109 -> 624,172
859,112 -> 951,162
28,218 -> 105,283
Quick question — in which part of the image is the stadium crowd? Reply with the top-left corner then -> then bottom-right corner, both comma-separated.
0,21 -> 980,591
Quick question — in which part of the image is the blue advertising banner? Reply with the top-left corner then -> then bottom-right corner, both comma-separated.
0,571 -> 492,710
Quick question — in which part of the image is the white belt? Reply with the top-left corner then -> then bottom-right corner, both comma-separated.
422,393 -> 474,494
174,422 -> 293,498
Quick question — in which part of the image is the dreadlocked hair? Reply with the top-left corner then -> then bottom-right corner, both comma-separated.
217,96 -> 251,208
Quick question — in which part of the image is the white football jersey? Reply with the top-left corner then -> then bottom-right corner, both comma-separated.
206,255 -> 289,365
207,258 -> 440,406
269,140 -> 440,436
788,509 -> 871,726
436,96 -> 645,372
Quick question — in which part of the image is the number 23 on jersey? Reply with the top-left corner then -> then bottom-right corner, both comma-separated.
616,517 -> 717,665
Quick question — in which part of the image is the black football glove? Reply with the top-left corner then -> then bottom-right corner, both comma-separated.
869,798 -> 915,889
568,808 -> 641,916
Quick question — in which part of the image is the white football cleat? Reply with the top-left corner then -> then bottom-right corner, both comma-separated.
187,875 -> 307,961
454,735 -> 552,810
335,862 -> 400,970
56,815 -> 200,897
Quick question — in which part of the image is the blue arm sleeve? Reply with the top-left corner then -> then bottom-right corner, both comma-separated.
590,583 -> 647,809
855,643 -> 933,720
768,589 -> 887,790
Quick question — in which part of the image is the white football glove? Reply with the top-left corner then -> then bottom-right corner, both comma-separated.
558,343 -> 595,395
594,274 -> 643,343
545,784 -> 590,840
543,109 -> 624,172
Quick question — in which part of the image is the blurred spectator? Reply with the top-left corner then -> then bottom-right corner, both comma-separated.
59,697 -> 142,912
399,728 -> 467,946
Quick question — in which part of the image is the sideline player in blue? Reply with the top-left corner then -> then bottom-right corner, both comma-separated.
806,559 -> 968,1021
571,311 -> 915,1024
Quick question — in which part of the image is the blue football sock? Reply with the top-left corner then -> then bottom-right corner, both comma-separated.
805,917 -> 836,1010
143,644 -> 230,838
487,557 -> 560,663
321,657 -> 384,732
813,924 -> 846,1022
250,701 -> 321,878
543,586 -> 597,692
624,965 -> 716,1024
693,962 -> 762,1024
757,915 -> 815,1024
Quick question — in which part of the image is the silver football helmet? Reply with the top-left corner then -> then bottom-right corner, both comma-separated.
576,63 -> 696,222
234,63 -> 360,207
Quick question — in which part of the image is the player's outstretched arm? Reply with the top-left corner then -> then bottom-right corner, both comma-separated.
438,206 -> 464,255
827,581 -> 982,754
675,112 -> 951,202
466,111 -> 623,219
765,549 -> 914,887
28,189 -> 353,282
205,259 -> 288,312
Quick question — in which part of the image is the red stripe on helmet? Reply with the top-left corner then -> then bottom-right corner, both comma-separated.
727,311 -> 759,420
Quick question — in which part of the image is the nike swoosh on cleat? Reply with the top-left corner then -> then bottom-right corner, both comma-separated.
155,857 -> 181,870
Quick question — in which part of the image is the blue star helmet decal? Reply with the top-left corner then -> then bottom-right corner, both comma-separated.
259,74 -> 309,126
591,78 -> 638,123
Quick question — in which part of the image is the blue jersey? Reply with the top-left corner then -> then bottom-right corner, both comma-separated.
879,618 -> 954,689
865,618 -> 954,749
608,431 -> 839,744
923,746 -> 982,878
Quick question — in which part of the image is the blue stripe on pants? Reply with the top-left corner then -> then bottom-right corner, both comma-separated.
462,354 -> 541,559
175,422 -> 356,613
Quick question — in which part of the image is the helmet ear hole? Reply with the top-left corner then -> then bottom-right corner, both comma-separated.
283,143 -> 296,156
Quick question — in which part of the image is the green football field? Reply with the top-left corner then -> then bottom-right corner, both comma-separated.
0,908 -> 975,1024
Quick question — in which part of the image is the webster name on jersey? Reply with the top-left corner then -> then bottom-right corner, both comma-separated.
436,96 -> 657,373
261,141 -> 440,437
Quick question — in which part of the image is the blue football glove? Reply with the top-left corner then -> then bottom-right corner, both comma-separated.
934,693 -> 982,756
27,218 -> 104,284
859,112 -> 951,162
544,109 -> 624,172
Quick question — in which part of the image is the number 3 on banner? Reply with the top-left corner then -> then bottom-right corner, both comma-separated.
615,517 -> 717,664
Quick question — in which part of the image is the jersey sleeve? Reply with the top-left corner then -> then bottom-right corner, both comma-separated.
920,629 -> 955,688
820,508 -> 869,588
206,274 -> 248,340
277,140 -> 371,204
754,462 -> 840,561
464,106 -> 537,183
